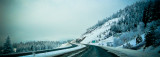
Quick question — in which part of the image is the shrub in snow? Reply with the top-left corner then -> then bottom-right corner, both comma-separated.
113,38 -> 124,47
106,42 -> 113,47
123,43 -> 133,49
136,35 -> 142,45
104,32 -> 112,39
113,31 -> 138,47
120,31 -> 137,43
110,24 -> 122,33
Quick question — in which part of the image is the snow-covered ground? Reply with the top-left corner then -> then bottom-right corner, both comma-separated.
100,46 -> 160,57
81,17 -> 121,44
118,34 -> 145,48
20,44 -> 85,57
58,43 -> 72,48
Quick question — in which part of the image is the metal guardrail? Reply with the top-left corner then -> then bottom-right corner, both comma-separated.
0,44 -> 77,57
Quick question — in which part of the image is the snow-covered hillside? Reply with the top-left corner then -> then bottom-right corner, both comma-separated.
79,0 -> 160,53
80,1 -> 146,47
81,17 -> 121,44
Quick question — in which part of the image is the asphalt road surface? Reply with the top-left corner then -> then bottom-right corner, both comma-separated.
70,45 -> 119,57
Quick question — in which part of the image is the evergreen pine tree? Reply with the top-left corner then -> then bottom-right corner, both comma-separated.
144,26 -> 156,48
136,35 -> 142,45
3,36 -> 13,54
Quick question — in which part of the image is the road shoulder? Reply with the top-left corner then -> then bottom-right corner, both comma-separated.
99,46 -> 160,57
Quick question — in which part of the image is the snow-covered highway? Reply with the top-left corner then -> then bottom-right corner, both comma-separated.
67,44 -> 119,57
19,44 -> 119,57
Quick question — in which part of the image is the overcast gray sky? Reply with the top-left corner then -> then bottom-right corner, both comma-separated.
2,0 -> 139,43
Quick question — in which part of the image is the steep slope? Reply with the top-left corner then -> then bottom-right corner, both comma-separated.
81,17 -> 121,44
80,1 -> 146,45
79,0 -> 160,52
